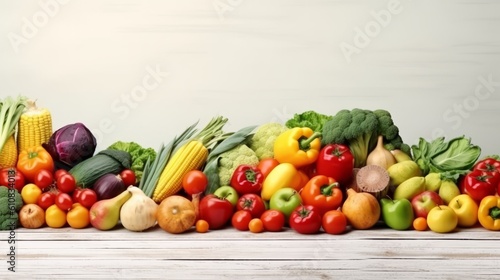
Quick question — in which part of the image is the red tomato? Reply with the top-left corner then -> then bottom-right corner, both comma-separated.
55,192 -> 73,211
322,210 -> 347,234
260,209 -> 285,232
289,205 -> 322,234
77,189 -> 98,208
0,167 -> 26,192
72,188 -> 83,202
257,158 -> 280,180
37,192 -> 56,210
182,170 -> 208,195
236,194 -> 266,218
120,169 -> 137,187
199,194 -> 234,230
34,169 -> 54,190
56,173 -> 76,193
231,210 -> 252,231
54,169 -> 69,180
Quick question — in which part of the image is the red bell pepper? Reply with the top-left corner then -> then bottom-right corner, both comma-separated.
315,144 -> 354,186
460,169 -> 497,202
230,165 -> 263,195
300,175 -> 343,216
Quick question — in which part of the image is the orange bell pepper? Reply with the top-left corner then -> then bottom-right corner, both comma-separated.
17,146 -> 54,183
300,175 -> 343,215
273,127 -> 321,168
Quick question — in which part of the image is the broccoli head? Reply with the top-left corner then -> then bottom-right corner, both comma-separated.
322,108 -> 411,167
322,109 -> 379,167
249,123 -> 288,160
0,186 -> 23,230
373,109 -> 411,155
218,144 -> 260,186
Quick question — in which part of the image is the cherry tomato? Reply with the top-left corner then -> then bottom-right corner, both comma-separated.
21,183 -> 42,204
182,170 -> 208,195
45,204 -> 67,228
72,188 -> 83,202
196,219 -> 209,233
231,210 -> 252,231
77,189 -> 97,208
257,158 -> 280,180
56,173 -> 76,193
0,167 -> 26,192
66,203 -> 90,229
322,210 -> 347,235
37,192 -> 56,210
249,218 -> 264,233
260,209 -> 285,232
413,217 -> 428,231
55,192 -> 73,211
54,169 -> 69,180
34,169 -> 54,190
120,169 -> 136,187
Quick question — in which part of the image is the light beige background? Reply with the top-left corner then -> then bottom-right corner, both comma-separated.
1,0 -> 499,156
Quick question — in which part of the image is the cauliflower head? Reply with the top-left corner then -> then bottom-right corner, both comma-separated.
218,144 -> 260,186
249,123 -> 288,160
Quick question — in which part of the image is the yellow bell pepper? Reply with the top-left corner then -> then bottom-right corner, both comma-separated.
261,163 -> 302,201
478,195 -> 500,231
273,127 -> 321,168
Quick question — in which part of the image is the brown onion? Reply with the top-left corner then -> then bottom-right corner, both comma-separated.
156,195 -> 196,234
341,189 -> 380,230
19,204 -> 45,229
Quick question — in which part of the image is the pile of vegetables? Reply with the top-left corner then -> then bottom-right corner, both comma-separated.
2,96 -> 500,236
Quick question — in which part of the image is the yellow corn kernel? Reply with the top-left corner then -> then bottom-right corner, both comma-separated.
153,140 -> 208,203
0,135 -> 18,168
17,100 -> 52,153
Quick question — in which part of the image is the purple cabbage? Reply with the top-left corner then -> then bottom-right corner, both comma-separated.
43,122 -> 97,169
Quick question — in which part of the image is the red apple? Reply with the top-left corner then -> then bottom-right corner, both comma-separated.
411,191 -> 444,218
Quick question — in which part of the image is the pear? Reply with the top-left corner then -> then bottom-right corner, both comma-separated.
387,161 -> 422,188
438,180 -> 461,205
424,173 -> 442,192
393,176 -> 425,200
89,189 -> 132,230
390,149 -> 413,163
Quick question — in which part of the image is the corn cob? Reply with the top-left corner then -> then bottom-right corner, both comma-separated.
152,117 -> 227,203
0,135 -> 17,168
17,99 -> 52,153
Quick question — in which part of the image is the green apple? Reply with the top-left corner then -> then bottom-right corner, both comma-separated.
380,198 -> 414,230
427,205 -> 458,233
213,186 -> 239,206
448,194 -> 478,227
438,180 -> 461,205
269,187 -> 302,220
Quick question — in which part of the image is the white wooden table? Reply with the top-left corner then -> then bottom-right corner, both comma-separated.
2,225 -> 499,279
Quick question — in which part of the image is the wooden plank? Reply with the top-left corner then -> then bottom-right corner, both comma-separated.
7,224 -> 500,241
3,226 -> 499,279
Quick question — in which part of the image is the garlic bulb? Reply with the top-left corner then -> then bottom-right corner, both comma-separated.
366,135 -> 397,169
120,186 -> 158,231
